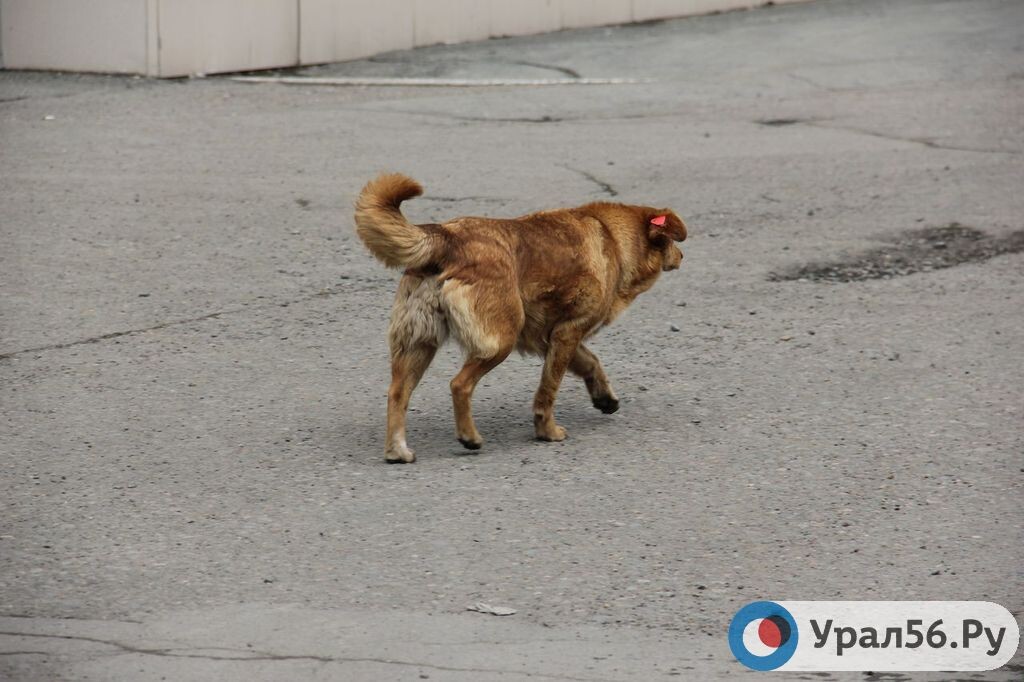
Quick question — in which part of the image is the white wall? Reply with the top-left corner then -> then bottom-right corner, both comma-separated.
0,0 -> 812,77
157,0 -> 298,77
0,0 -> 149,74
299,0 -> 414,65
490,0 -> 562,38
632,0 -> 770,21
561,1 -> 633,29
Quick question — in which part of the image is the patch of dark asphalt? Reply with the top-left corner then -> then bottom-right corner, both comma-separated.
757,118 -> 806,127
770,224 -> 1024,283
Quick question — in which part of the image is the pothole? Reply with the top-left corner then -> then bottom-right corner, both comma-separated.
770,223 -> 1024,283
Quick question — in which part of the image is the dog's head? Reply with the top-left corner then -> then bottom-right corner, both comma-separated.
641,208 -> 687,271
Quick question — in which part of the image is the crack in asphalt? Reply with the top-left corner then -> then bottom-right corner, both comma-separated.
421,111 -> 681,125
560,165 -> 619,197
0,650 -> 50,656
452,114 -> 567,124
337,105 -> 684,126
509,60 -> 582,79
415,636 -> 581,647
0,614 -> 142,624
805,121 -> 1021,155
0,85 -> 159,105
422,196 -> 507,204
363,54 -> 582,80
787,72 -> 844,92
0,309 -> 245,361
757,117 -> 1019,155
0,630 -> 615,681
0,278 -> 391,361
355,108 -> 568,124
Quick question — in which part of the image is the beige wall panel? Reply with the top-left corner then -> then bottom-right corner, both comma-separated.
0,0 -> 814,75
631,0 -> 808,21
631,0 -> 747,21
413,0 -> 489,47
489,0 -> 561,38
144,0 -> 159,75
560,0 -> 632,29
157,0 -> 298,77
300,0 -> 414,64
0,0 -> 146,73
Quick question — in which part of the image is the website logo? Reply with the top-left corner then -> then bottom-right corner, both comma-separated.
729,601 -> 1018,672
729,601 -> 799,671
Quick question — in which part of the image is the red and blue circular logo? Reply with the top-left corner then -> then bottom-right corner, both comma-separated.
729,601 -> 799,671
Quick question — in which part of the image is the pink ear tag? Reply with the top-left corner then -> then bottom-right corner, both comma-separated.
650,215 -> 667,226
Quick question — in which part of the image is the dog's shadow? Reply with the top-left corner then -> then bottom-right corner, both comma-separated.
315,381 -> 618,465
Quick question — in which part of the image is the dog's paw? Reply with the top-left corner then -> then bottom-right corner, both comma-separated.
385,443 -> 416,463
591,394 -> 619,414
458,436 -> 483,450
536,424 -> 568,442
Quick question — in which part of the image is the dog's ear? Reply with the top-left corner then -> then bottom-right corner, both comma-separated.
646,210 -> 687,243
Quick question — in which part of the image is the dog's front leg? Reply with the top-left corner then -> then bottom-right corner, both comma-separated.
533,324 -> 585,441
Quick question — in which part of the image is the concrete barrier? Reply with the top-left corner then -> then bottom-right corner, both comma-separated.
0,0 -> 811,77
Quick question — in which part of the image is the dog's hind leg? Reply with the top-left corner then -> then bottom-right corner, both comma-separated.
386,343 -> 438,463
569,344 -> 619,414
533,322 -> 587,441
450,352 -> 510,450
442,278 -> 520,450
385,275 -> 446,463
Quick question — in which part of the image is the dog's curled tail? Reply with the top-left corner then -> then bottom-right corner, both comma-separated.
354,173 -> 442,269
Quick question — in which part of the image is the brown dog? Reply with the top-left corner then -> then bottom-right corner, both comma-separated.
354,173 -> 686,462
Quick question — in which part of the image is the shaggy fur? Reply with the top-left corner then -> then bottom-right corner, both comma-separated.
354,173 -> 687,462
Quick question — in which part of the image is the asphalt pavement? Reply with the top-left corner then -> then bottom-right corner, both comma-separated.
1,0 -> 1022,679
